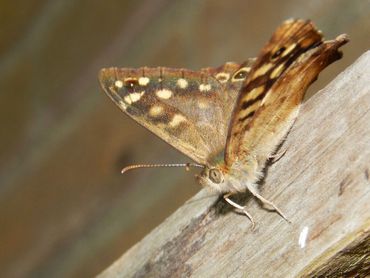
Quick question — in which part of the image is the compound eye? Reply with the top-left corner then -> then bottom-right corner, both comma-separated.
209,168 -> 223,184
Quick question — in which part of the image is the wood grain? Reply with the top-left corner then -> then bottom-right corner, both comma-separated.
99,52 -> 370,277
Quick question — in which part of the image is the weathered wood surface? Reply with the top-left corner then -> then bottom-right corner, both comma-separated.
99,52 -> 370,277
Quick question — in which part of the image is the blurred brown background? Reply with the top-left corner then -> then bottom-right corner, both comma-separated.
0,0 -> 369,277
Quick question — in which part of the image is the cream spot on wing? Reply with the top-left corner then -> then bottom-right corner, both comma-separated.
215,72 -> 230,83
177,78 -> 188,89
261,91 -> 270,106
199,84 -> 211,92
169,114 -> 187,127
282,43 -> 296,57
242,85 -> 265,103
149,105 -> 163,117
238,101 -> 260,119
123,95 -> 132,104
270,63 -> 285,79
124,91 -> 145,104
156,89 -> 172,99
138,77 -> 150,86
252,63 -> 273,79
118,100 -> 127,110
114,80 -> 123,88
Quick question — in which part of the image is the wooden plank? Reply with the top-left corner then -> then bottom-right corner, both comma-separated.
99,51 -> 370,277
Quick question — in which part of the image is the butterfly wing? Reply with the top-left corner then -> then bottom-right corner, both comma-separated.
99,60 -> 254,165
225,19 -> 348,166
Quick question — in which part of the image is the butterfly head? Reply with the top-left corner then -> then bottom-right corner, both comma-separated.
197,165 -> 229,192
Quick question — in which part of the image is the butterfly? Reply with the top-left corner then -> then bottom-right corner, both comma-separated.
99,19 -> 348,227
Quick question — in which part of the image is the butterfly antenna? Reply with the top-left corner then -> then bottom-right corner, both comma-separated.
121,163 -> 205,174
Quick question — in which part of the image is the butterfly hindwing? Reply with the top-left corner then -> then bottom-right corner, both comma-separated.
99,61 -> 254,165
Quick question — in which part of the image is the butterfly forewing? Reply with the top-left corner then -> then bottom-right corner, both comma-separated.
99,61 -> 254,165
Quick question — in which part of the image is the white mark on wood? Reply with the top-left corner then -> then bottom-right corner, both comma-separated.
299,226 -> 309,249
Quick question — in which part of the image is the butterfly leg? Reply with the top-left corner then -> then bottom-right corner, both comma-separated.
223,193 -> 255,229
269,147 -> 288,163
245,185 -> 291,223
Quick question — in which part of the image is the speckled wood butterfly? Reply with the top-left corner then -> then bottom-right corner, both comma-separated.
99,19 -> 348,227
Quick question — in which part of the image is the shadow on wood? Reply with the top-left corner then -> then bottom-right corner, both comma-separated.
99,52 -> 370,277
